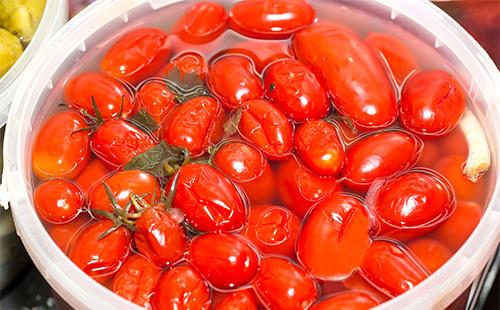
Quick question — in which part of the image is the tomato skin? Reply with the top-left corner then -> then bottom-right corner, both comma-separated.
342,273 -> 390,303
230,40 -> 290,73
101,28 -> 170,84
407,239 -> 452,273
254,256 -> 318,310
168,163 -> 247,232
229,0 -> 315,39
136,80 -> 177,124
34,179 -> 84,224
47,214 -> 91,253
207,55 -> 263,109
74,158 -> 113,196
264,59 -> 330,122
400,70 -> 466,136
151,265 -> 211,310
214,289 -> 259,310
310,291 -> 380,310
161,52 -> 206,81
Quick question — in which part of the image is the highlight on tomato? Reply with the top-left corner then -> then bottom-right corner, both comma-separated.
34,179 -> 84,224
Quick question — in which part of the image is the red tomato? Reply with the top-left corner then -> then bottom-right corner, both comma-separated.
297,193 -> 372,280
264,59 -> 330,122
342,130 -> 422,191
310,291 -> 380,310
213,141 -> 275,204
91,119 -> 156,167
64,72 -> 135,119
407,239 -> 452,273
400,70 -> 466,136
360,239 -> 429,297
238,99 -> 293,160
136,80 -> 177,124
112,255 -> 162,306
342,273 -> 390,303
161,51 -> 206,81
101,28 -> 170,84
168,163 -> 247,232
214,289 -> 259,310
417,141 -> 439,167
295,120 -> 345,176
253,256 -> 318,310
47,214 -> 91,253
241,205 -> 300,258
207,55 -> 263,109
32,111 -> 90,179
74,158 -> 113,196
293,25 -> 397,129
162,96 -> 225,157
188,233 -> 259,289
173,1 -> 228,44
229,0 -> 315,39
440,127 -> 468,157
151,265 -> 211,310
229,40 -> 290,72
34,179 -> 84,224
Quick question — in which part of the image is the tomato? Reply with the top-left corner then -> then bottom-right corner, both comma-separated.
112,255 -> 162,306
241,205 -> 300,258
207,55 -> 263,109
253,256 -> 318,310
229,0 -> 315,39
188,233 -> 259,289
293,25 -> 397,129
161,52 -> 206,81
136,80 -> 177,124
173,1 -> 228,44
32,111 -> 90,179
264,59 -> 330,122
238,99 -> 293,160
360,239 -> 429,297
168,163 -> 247,232
407,239 -> 452,273
162,96 -> 225,157
214,289 -> 259,310
34,179 -> 84,224
310,291 -> 380,310
64,72 -> 135,119
342,130 -> 422,191
342,273 -> 390,303
297,193 -> 372,280
399,70 -> 466,136
101,28 -> 170,84
91,119 -> 156,167
417,141 -> 439,167
440,127 -> 468,157
74,158 -> 113,196
151,265 -> 211,310
229,40 -> 290,72
213,141 -> 275,204
295,120 -> 344,176
47,214 -> 91,253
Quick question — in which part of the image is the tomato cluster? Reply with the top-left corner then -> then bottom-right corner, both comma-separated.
32,0 -> 485,309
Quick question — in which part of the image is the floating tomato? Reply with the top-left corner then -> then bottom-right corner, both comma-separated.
34,179 -> 84,224
214,289 -> 259,310
74,158 -> 113,196
310,291 -> 380,310
136,80 -> 177,123
407,238 -> 452,273
161,51 -> 206,81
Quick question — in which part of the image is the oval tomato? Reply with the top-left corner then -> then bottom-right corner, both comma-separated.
74,158 -> 113,196
229,40 -> 290,72
161,52 -> 206,81
34,179 -> 84,224
407,239 -> 452,273
310,291 -> 380,310
215,289 -> 259,310
47,214 -> 91,253
136,80 -> 177,123
342,273 -> 390,303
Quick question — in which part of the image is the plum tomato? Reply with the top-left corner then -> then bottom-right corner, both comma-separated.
407,239 -> 452,273
207,55 -> 263,109
32,111 -> 90,179
238,99 -> 293,160
229,0 -> 315,39
167,163 -> 247,232
173,1 -> 228,44
293,25 -> 397,129
214,289 -> 259,310
295,120 -> 345,176
47,214 -> 91,253
342,273 -> 390,303
136,80 -> 177,124
151,265 -> 211,310
188,233 -> 259,289
360,239 -> 429,297
74,158 -> 113,196
253,256 -> 319,310
161,51 -> 206,81
34,179 -> 84,224
297,193 -> 372,280
310,291 -> 380,310
213,141 -> 275,204
241,205 -> 300,258
399,70 -> 466,136
264,59 -> 330,122
342,130 -> 423,191
112,255 -> 162,306
229,40 -> 291,73
101,28 -> 170,84
91,119 -> 156,167
162,96 -> 225,157
64,72 -> 135,119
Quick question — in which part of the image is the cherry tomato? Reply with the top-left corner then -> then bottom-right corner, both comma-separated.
34,179 -> 84,224
161,52 -> 206,81
151,265 -> 211,310
407,239 -> 452,273
297,193 -> 372,280
310,291 -> 380,310
417,141 -> 439,167
101,28 -> 170,84
112,255 -> 162,306
214,289 -> 259,310
207,55 -> 263,109
440,127 -> 468,157
343,130 -> 422,191
253,256 -> 318,310
47,214 -> 91,253
238,99 -> 293,160
136,80 -> 177,124
64,72 -> 135,119
293,25 -> 397,129
342,273 -> 390,303
229,40 -> 290,72
188,233 -> 259,289
264,59 -> 330,122
213,141 -> 275,204
229,0 -> 315,39
168,163 -> 247,232
32,111 -> 90,179
74,158 -> 113,196
400,70 -> 466,136
295,120 -> 345,176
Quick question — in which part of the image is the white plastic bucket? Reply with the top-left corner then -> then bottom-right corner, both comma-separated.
3,0 -> 500,309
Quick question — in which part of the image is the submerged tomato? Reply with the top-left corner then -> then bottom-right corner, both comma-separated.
136,80 -> 177,123
74,158 -> 112,196
215,289 -> 259,310
47,214 -> 91,253
230,40 -> 290,72
310,291 -> 380,310
34,179 -> 84,224
161,52 -> 206,81
407,239 -> 452,273
342,273 -> 390,303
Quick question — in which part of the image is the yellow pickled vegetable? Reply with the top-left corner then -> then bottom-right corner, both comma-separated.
0,0 -> 46,44
0,28 -> 23,77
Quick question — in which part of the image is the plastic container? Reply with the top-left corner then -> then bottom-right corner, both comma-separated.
2,0 -> 500,309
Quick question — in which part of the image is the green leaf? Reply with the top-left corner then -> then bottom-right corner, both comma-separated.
164,65 -> 205,90
129,108 -> 159,134
269,83 -> 275,92
181,221 -> 202,238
